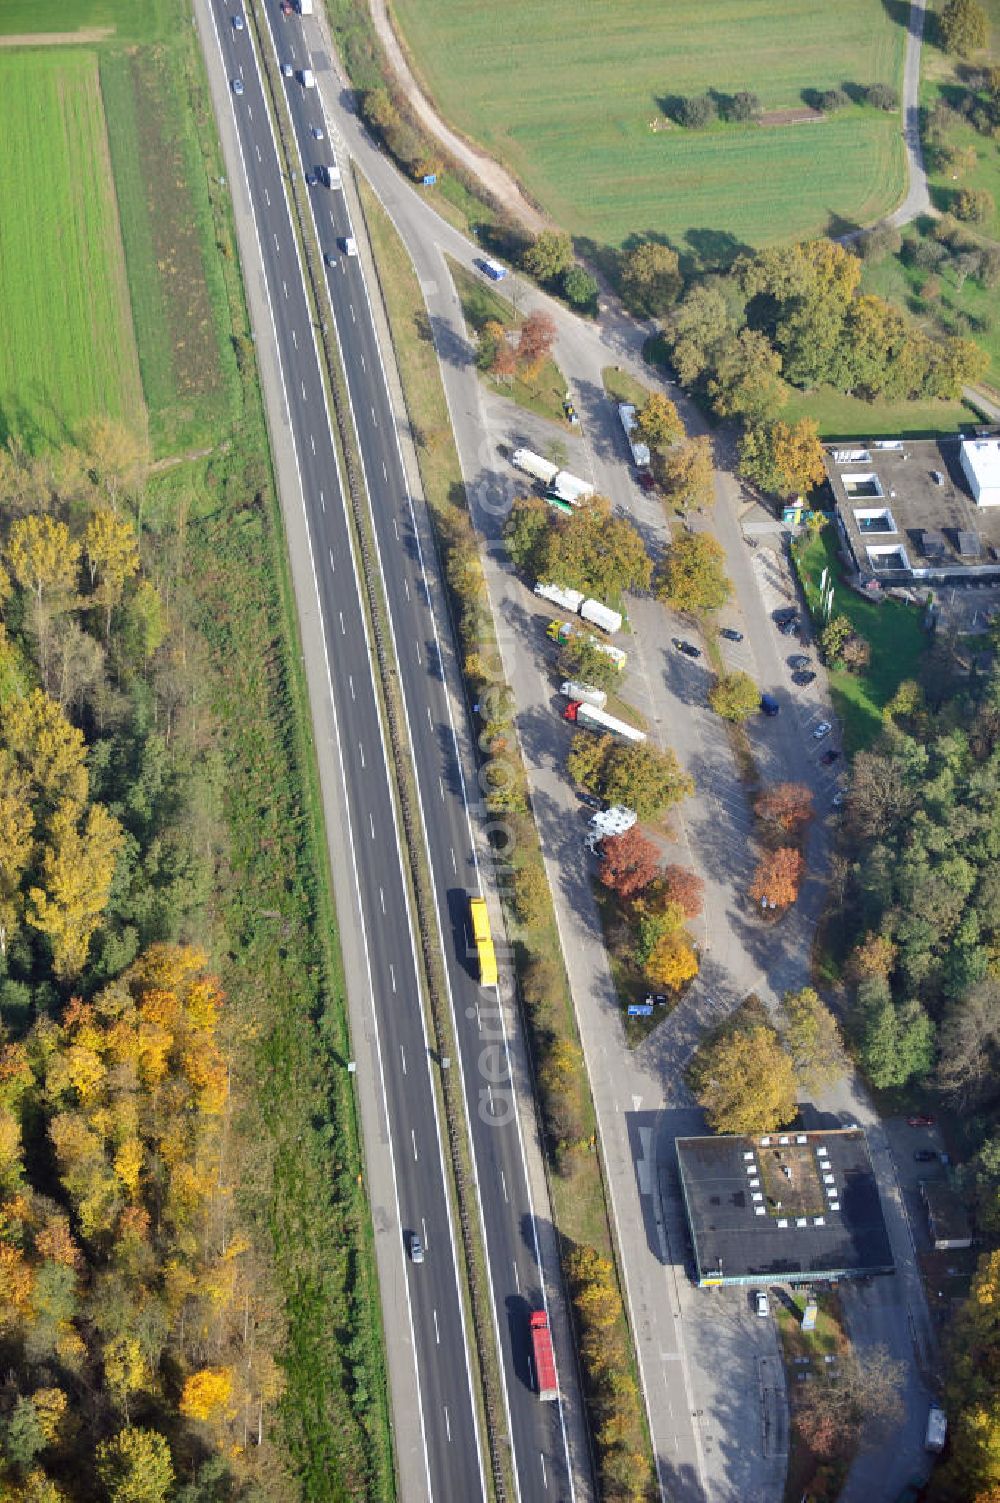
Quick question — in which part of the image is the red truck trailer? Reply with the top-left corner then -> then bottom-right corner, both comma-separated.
530,1310 -> 558,1402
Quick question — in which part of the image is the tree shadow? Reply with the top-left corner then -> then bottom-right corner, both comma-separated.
655,93 -> 689,127
878,0 -> 913,34
682,228 -> 754,276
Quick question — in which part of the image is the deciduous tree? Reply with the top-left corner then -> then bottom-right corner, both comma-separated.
659,532 -> 732,615
179,1367 -> 235,1424
538,495 -> 652,600
659,864 -> 704,919
940,0 -> 988,55
620,242 -> 682,315
820,614 -> 853,664
511,865 -> 549,926
796,1345 -> 903,1458
27,799 -> 124,979
516,311 -> 557,380
95,1427 -> 174,1503
782,986 -> 848,1096
709,670 -> 760,722
707,330 -> 786,422
755,783 -> 814,831
654,435 -> 714,515
633,393 -> 682,450
645,929 -> 698,991
600,743 -> 694,820
523,231 -> 574,285
749,847 -> 803,909
597,827 -> 660,901
7,517 -> 79,608
557,634 -> 620,693
689,1023 -> 797,1134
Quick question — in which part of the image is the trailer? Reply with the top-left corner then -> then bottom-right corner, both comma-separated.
529,1311 -> 558,1402
535,582 -> 585,613
560,680 -> 607,709
548,470 -> 594,507
925,1406 -> 947,1454
618,403 -> 651,470
468,897 -> 497,987
512,448 -> 559,486
580,598 -> 622,635
563,700 -> 646,743
545,620 -> 627,669
322,162 -> 343,190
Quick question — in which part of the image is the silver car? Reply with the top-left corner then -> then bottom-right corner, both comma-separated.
813,721 -> 832,740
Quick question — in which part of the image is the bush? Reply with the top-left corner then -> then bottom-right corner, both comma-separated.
562,264 -> 599,309
679,93 -> 717,129
512,864 -> 549,926
727,90 -> 761,122
858,225 -> 902,263
940,0 -> 988,56
865,83 -> 899,111
709,670 -> 761,722
955,186 -> 995,223
819,87 -> 852,112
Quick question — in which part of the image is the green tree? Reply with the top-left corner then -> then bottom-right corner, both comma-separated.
654,436 -> 714,515
2,1396 -> 47,1474
820,614 -> 853,664
523,231 -> 574,284
955,187 -> 995,224
727,90 -> 761,122
503,496 -> 551,577
658,532 -> 732,615
709,671 -> 760,722
679,94 -> 717,128
95,1428 -> 174,1503
567,731 -> 613,793
558,634 -> 620,693
562,265 -> 598,309
689,1024 -> 797,1134
782,987 -> 848,1096
855,978 -> 934,1089
511,865 -> 549,926
940,0 -> 988,55
538,495 -> 652,600
599,743 -> 694,820
620,242 -> 682,316
633,392 -> 683,450
707,330 -> 787,421
865,83 -> 899,111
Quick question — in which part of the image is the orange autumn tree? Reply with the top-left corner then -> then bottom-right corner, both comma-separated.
749,847 -> 804,909
646,929 -> 699,991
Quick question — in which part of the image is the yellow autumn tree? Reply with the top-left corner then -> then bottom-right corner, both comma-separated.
646,930 -> 699,991
84,509 -> 140,634
179,1366 -> 235,1423
3,690 -> 88,809
104,1333 -> 149,1421
6,516 -> 80,606
0,752 -> 34,956
27,798 -> 123,978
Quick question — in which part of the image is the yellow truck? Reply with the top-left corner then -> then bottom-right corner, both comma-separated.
469,897 -> 498,987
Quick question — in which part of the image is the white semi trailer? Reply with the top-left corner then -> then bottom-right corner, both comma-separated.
563,700 -> 646,743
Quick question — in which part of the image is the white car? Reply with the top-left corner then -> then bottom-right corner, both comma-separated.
813,721 -> 832,740
281,61 -> 293,77
341,236 -> 358,257
755,1290 -> 769,1318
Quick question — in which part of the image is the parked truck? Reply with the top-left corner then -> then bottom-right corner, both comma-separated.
534,581 -> 585,613
512,448 -> 559,486
468,896 -> 497,987
511,448 -> 594,511
529,1310 -> 558,1402
536,583 -> 623,636
298,0 -> 314,12
925,1406 -> 947,1454
563,700 -> 646,743
618,403 -> 651,470
560,680 -> 607,709
546,620 -> 627,669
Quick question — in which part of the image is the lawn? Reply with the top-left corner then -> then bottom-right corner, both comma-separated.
782,384 -> 976,438
794,527 -> 929,750
0,0 -> 171,40
447,258 -> 569,425
101,44 -> 238,454
920,0 -> 1000,242
0,49 -> 145,450
393,0 -> 907,253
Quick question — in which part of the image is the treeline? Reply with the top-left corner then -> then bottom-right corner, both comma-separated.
0,425 -> 391,1501
836,656 -> 1000,1498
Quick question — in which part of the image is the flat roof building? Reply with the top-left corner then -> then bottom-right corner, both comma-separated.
676,1129 -> 894,1288
824,433 -> 1000,585
920,1180 -> 972,1252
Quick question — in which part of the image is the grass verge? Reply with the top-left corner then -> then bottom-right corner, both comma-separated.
447,258 -> 570,426
774,1288 -> 853,1503
792,526 -> 929,751
602,365 -> 653,409
356,170 -> 656,1501
781,383 -> 975,438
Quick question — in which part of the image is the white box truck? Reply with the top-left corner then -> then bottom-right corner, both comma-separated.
298,0 -> 314,12
548,470 -> 594,508
323,162 -> 342,190
301,67 -> 315,88
563,700 -> 646,743
512,448 -> 560,486
925,1406 -> 947,1453
618,403 -> 651,470
580,599 -> 622,635
535,582 -> 585,613
560,681 -> 607,709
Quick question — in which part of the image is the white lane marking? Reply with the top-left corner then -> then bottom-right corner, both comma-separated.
422,1217 -> 427,1246
339,611 -> 345,634
379,886 -> 385,913
414,640 -> 421,663
370,405 -> 377,425
444,1407 -> 451,1443
400,1045 -> 406,1074
361,352 -> 367,372
300,380 -> 307,400
329,209 -> 335,226
439,777 -> 445,801
389,963 -> 396,994
350,304 -> 356,322
255,144 -> 261,162
450,847 -> 457,875
359,741 -> 366,768
264,185 -> 271,206
426,706 -> 433,729
475,1003 -> 482,1030
349,675 -> 355,701
383,461 -> 388,482
540,1454 -> 547,1490
433,1309 -> 440,1345
319,488 -> 325,510
282,279 -> 288,298
404,578 -> 410,601
309,431 -> 314,452
328,548 -> 335,573
247,104 -> 253,122
369,811 -> 375,840
393,517 -> 399,540
273,231 -> 279,250
411,1130 -> 418,1161
500,1169 -> 508,1203
513,1261 -> 520,1293
486,1085 -> 494,1114
292,329 -> 298,349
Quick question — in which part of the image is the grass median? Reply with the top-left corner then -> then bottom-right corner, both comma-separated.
357,168 -> 656,1502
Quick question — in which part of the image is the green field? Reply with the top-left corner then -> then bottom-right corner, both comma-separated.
0,49 -> 145,449
393,0 -> 907,252
782,385 -> 975,438
921,0 -> 1000,241
0,0 -> 170,40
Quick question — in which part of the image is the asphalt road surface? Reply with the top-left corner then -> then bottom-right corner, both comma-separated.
209,4 -> 576,1500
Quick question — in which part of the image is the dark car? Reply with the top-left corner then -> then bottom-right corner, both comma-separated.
819,748 -> 840,766
773,606 -> 797,626
908,1114 -> 935,1128
760,694 -> 780,717
778,619 -> 799,637
638,469 -> 656,492
914,1149 -> 937,1163
305,172 -> 317,187
576,791 -> 604,812
789,654 -> 810,670
720,627 -> 744,642
673,638 -> 701,659
792,670 -> 816,686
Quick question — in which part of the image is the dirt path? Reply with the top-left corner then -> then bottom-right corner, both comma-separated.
0,28 -> 113,47
368,0 -> 548,233
149,443 -> 220,474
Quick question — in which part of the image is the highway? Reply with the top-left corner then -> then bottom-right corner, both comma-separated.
207,3 -> 577,1500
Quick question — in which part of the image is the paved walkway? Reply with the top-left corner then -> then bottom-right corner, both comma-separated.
888,0 -> 934,228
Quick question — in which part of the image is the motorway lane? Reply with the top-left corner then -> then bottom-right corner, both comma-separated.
257,8 -> 576,1501
209,8 -> 485,1499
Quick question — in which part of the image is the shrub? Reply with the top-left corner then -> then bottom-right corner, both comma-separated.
679,93 -> 717,129
955,187 -> 995,223
865,83 -> 899,111
562,264 -> 599,309
819,87 -> 852,112
727,90 -> 762,122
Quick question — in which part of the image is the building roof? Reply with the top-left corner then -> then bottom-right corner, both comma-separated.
676,1130 -> 894,1287
962,437 -> 1000,493
921,1180 -> 972,1249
